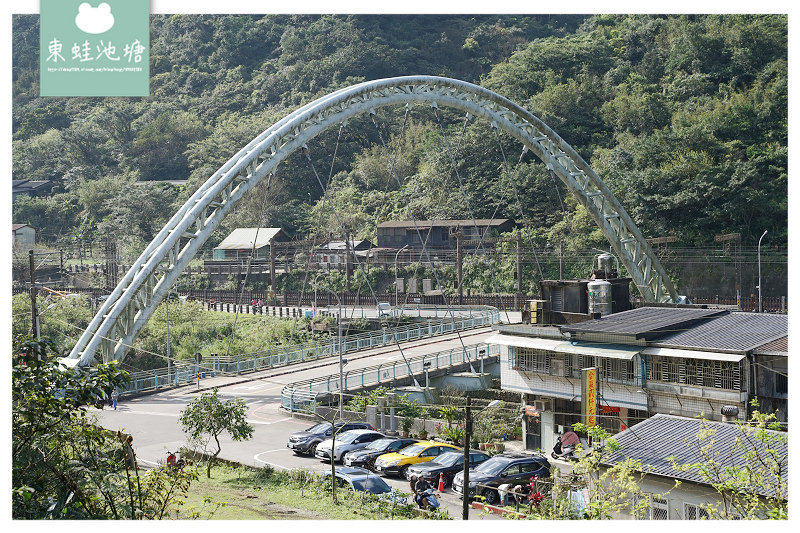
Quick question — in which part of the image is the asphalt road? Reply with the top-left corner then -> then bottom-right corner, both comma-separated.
94,328 -> 508,520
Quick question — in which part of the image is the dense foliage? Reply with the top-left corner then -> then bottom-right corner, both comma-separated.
13,14 -> 786,264
11,336 -> 200,519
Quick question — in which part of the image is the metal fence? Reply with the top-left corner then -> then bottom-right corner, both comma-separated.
122,307 -> 499,395
280,342 -> 500,412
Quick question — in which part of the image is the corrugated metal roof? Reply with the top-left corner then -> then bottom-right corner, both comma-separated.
654,312 -> 788,352
213,228 -> 283,250
561,307 -> 727,339
377,219 -> 511,228
603,414 -> 787,497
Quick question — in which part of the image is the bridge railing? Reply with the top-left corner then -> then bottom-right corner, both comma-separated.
200,307 -> 498,375
122,307 -> 499,395
280,342 -> 500,411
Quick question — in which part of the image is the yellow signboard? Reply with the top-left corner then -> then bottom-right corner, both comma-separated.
582,367 -> 598,426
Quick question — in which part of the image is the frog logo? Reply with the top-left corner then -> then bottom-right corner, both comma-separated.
75,2 -> 115,34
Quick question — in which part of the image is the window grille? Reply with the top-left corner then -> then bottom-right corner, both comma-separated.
776,372 -> 788,395
684,503 -> 709,520
636,494 -> 669,520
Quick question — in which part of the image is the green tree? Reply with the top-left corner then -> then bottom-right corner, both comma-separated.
12,335 -> 196,519
179,388 -> 254,478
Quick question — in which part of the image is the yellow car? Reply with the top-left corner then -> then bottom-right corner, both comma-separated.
373,440 -> 460,478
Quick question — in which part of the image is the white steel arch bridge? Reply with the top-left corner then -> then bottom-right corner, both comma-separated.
65,76 -> 679,367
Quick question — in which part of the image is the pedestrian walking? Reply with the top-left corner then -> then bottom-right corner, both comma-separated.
111,388 -> 118,410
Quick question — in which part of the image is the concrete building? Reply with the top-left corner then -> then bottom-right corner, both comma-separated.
489,306 -> 788,454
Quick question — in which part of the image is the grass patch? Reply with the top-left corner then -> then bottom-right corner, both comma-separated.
177,464 -> 436,520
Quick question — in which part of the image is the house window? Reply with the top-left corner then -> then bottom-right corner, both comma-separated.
637,494 -> 669,520
775,372 -> 788,395
514,347 -> 550,374
651,356 -> 742,391
600,357 -> 635,384
684,503 -> 709,520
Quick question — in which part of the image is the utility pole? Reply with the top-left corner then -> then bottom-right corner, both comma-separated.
269,238 -> 276,295
344,233 -> 351,293
516,232 -> 523,311
456,230 -> 463,305
462,396 -> 472,521
29,250 -> 40,338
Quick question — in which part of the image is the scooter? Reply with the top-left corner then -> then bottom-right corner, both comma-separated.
551,435 -> 579,461
166,450 -> 186,470
419,487 -> 440,511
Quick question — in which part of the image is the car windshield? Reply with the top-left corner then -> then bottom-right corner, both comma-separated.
305,422 -> 331,433
475,459 -> 509,476
366,438 -> 395,451
399,444 -> 426,457
432,453 -> 461,467
351,476 -> 392,494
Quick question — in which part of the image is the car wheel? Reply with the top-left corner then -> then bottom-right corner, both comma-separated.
442,474 -> 452,488
483,488 -> 499,505
307,442 -> 318,456
399,465 -> 409,479
367,458 -> 377,471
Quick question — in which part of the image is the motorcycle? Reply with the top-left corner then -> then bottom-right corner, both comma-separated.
418,487 -> 440,511
166,450 -> 186,470
551,430 -> 580,461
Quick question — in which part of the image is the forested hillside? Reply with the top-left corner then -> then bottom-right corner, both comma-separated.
12,14 -> 787,263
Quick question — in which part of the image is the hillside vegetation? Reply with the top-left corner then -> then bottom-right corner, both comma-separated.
13,15 -> 787,263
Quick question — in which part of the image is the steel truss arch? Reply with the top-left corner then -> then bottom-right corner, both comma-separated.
66,76 -> 678,366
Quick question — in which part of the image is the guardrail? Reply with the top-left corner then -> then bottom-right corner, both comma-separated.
121,307 -> 499,395
280,342 -> 500,411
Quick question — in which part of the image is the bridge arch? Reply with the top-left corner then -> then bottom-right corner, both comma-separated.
67,76 -> 677,366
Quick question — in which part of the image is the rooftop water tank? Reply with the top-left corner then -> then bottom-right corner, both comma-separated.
587,279 -> 612,316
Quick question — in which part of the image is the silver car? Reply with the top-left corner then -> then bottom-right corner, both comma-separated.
314,430 -> 385,462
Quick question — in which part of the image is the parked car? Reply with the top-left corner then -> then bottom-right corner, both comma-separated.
314,429 -> 385,462
343,437 -> 418,470
452,453 -> 551,504
373,440 -> 460,478
376,302 -> 392,317
405,450 -> 490,488
322,467 -> 406,504
286,421 -> 375,456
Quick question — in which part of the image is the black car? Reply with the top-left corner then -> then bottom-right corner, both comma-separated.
452,453 -> 551,504
287,421 -> 375,456
406,450 -> 490,488
342,437 -> 417,470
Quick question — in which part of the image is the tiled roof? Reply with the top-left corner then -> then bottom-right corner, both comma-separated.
655,312 -> 788,352
560,306 -> 727,339
753,336 -> 788,354
603,414 -> 788,497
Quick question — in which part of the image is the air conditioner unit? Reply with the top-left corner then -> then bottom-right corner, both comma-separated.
534,400 -> 551,412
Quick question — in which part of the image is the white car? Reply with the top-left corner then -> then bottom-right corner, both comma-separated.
314,430 -> 385,462
376,302 -> 392,317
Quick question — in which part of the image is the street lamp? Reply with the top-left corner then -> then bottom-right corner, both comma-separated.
462,398 -> 500,520
758,230 -> 768,313
312,283 -> 344,417
394,244 -> 409,306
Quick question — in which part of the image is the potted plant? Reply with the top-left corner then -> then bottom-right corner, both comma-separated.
401,416 -> 414,437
